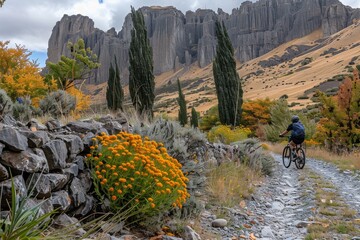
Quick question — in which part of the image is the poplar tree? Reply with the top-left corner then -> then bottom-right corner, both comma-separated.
106,58 -> 124,111
177,79 -> 187,126
191,107 -> 199,128
213,20 -> 243,126
128,6 -> 155,118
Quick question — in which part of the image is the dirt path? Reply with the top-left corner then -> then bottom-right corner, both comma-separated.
199,153 -> 360,239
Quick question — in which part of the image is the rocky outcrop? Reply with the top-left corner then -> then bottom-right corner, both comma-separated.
46,0 -> 359,83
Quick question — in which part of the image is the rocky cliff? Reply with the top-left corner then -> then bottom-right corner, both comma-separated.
46,0 -> 360,84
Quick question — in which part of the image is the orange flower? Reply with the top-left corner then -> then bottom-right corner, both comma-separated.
111,195 -> 117,201
148,197 -> 154,202
119,178 -> 126,183
117,189 -> 122,194
109,187 -> 114,192
150,203 -> 156,208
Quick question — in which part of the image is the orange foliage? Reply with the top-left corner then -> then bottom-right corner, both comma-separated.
242,98 -> 274,132
0,41 -> 49,106
66,86 -> 90,112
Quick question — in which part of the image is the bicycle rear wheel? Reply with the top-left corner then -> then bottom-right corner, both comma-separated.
282,146 -> 292,168
295,148 -> 306,169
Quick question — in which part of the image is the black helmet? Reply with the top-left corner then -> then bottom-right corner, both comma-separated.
291,115 -> 300,123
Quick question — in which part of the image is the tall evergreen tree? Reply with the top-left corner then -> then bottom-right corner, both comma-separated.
191,107 -> 199,128
128,6 -> 155,118
106,57 -> 124,111
213,20 -> 243,126
177,79 -> 187,126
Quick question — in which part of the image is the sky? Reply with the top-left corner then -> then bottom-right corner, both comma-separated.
1,0 -> 360,67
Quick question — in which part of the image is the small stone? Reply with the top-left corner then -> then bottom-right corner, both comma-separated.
53,214 -> 86,236
45,119 -> 61,131
261,226 -> 275,238
51,190 -> 72,211
271,201 -> 285,211
183,226 -> 201,240
211,219 -> 228,228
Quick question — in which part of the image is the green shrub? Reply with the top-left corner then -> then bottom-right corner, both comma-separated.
199,105 -> 220,131
207,125 -> 251,144
39,90 -> 75,117
12,96 -> 32,122
231,138 -> 275,176
0,89 -> 13,115
86,132 -> 189,222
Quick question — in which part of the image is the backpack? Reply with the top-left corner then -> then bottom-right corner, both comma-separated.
292,122 -> 305,137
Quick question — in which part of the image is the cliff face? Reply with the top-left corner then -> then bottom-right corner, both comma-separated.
46,0 -> 360,84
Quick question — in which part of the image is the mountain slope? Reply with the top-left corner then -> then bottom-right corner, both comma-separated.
149,19 -> 360,116
47,0 -> 360,85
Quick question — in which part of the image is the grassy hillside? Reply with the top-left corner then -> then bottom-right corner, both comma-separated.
85,20 -> 360,117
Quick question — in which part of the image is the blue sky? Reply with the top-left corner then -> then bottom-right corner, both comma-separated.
1,0 -> 359,68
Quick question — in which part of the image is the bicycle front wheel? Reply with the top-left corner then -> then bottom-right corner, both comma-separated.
282,146 -> 292,168
295,148 -> 306,169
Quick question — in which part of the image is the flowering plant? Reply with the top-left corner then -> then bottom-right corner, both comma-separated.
86,132 -> 189,219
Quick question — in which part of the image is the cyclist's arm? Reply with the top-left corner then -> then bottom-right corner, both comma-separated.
279,130 -> 289,136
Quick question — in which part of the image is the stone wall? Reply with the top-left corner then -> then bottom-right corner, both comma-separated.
0,114 -> 244,235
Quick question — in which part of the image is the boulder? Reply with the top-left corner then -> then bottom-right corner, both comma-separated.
0,127 -> 28,151
42,140 -> 68,170
61,163 -> 79,180
1,150 -> 49,173
27,173 -> 68,198
21,130 -> 50,148
66,121 -> 101,134
69,177 -> 87,207
0,175 -> 27,209
72,195 -> 95,217
55,134 -> 84,157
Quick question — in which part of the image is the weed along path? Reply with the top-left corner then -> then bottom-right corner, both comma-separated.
306,158 -> 360,215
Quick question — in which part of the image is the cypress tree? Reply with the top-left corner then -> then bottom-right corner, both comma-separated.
177,79 -> 187,126
190,107 -> 199,128
128,6 -> 155,119
106,57 -> 124,111
213,20 -> 243,126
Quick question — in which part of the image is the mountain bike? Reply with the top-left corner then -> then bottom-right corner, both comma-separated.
281,139 -> 306,169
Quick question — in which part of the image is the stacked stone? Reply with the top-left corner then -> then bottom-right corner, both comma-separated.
0,115 -> 127,221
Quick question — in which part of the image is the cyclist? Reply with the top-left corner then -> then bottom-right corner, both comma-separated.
279,115 -> 305,158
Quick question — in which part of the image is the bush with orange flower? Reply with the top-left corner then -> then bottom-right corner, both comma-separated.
86,132 -> 190,221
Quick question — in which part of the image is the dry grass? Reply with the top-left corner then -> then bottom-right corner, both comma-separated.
267,142 -> 360,171
206,162 -> 262,207
305,147 -> 360,171
303,169 -> 360,239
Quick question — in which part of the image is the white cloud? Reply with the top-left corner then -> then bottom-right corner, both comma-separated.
0,0 -> 359,53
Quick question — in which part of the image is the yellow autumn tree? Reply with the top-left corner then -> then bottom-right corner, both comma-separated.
0,41 -> 51,106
